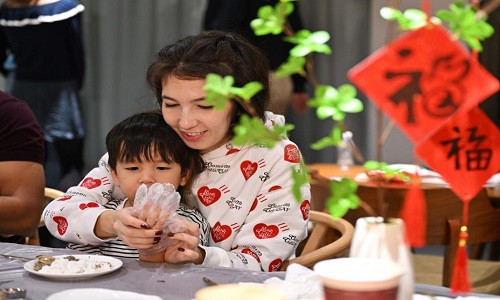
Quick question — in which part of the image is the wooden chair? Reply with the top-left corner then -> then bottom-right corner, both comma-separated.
26,187 -> 65,245
354,184 -> 500,289
279,210 -> 355,271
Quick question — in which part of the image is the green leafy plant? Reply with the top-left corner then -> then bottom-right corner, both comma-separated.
204,0 -> 365,217
380,7 -> 434,30
203,0 -> 496,219
380,0 -> 495,52
436,1 -> 495,51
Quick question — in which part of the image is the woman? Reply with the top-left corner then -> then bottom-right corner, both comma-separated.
43,30 -> 310,272
0,0 -> 86,189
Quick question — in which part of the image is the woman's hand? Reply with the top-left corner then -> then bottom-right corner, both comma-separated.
97,207 -> 163,249
163,221 -> 204,264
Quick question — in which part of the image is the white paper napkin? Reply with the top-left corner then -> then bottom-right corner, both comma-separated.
239,263 -> 324,300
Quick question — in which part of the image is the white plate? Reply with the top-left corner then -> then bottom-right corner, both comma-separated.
23,254 -> 122,280
47,288 -> 162,300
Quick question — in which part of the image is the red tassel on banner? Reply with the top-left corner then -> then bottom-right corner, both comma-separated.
451,226 -> 471,293
399,183 -> 427,247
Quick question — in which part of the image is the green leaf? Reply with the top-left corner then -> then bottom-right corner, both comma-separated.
326,178 -> 360,218
380,7 -> 428,30
291,163 -> 309,203
275,56 -> 306,77
308,84 -> 362,121
380,7 -> 402,21
436,1 -> 495,52
363,160 -> 387,170
310,126 -> 342,150
338,98 -> 364,113
308,31 -> 331,44
230,81 -> 264,101
203,73 -> 235,110
251,5 -> 284,36
284,30 -> 332,57
232,115 -> 291,148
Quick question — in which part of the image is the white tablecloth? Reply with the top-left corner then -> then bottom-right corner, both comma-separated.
1,243 -> 498,300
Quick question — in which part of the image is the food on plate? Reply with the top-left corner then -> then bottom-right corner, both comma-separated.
33,255 -> 56,270
32,255 -> 113,275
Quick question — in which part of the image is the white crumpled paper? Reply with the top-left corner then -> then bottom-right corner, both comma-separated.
240,263 -> 324,300
133,183 -> 192,255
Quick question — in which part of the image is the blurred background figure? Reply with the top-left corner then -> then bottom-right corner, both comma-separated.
203,0 -> 309,115
0,90 -> 45,244
0,0 -> 86,191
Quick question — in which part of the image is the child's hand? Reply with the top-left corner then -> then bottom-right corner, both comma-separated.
110,207 -> 161,249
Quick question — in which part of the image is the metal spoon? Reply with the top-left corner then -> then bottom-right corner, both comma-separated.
0,254 -> 33,262
0,287 -> 27,299
0,254 -> 55,263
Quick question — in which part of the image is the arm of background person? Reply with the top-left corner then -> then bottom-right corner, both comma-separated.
0,161 -> 45,236
0,93 -> 45,237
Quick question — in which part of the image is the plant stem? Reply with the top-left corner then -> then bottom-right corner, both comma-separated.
477,0 -> 500,18
376,0 -> 401,222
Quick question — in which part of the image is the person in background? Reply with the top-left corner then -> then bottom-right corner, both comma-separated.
44,30 -> 310,272
50,110 -> 210,259
0,0 -> 86,191
203,0 -> 309,115
0,91 -> 45,244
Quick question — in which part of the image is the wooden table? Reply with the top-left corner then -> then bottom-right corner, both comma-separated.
307,163 -> 365,180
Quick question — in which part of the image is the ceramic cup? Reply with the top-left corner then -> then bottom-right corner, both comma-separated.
195,283 -> 286,300
314,257 -> 404,300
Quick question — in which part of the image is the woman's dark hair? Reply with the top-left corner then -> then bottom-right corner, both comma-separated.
106,110 -> 204,199
146,30 -> 270,124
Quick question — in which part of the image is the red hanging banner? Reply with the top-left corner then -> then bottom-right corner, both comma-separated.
415,107 -> 500,201
348,25 -> 499,144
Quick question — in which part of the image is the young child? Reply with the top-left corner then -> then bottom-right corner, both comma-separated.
64,110 -> 210,258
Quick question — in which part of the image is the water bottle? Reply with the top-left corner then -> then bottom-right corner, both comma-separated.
337,131 -> 354,170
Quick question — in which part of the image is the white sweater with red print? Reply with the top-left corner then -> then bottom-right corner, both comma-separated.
43,112 -> 311,272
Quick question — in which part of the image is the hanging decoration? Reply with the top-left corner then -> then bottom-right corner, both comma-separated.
347,5 -> 500,293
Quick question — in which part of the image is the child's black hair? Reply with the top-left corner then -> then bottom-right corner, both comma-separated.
106,110 -> 204,199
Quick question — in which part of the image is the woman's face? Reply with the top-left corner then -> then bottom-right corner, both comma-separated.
161,76 -> 233,154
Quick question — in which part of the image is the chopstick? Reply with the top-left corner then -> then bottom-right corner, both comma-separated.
0,254 -> 34,261
202,277 -> 218,286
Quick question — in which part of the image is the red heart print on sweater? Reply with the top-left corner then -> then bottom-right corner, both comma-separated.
268,258 -> 282,272
79,202 -> 100,210
57,195 -> 72,201
242,248 -> 260,262
53,216 -> 68,235
250,198 -> 258,212
284,144 -> 300,163
198,186 -> 221,206
211,222 -> 232,243
226,148 -> 240,155
268,185 -> 281,192
253,223 -> 279,239
80,177 -> 102,189
300,200 -> 310,220
240,160 -> 258,180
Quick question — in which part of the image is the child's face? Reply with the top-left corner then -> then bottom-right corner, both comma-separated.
110,153 -> 188,202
